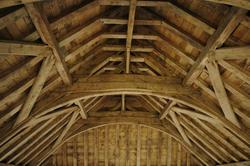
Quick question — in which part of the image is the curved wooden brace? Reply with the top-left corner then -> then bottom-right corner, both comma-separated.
36,112 -> 215,166
32,74 -> 198,115
32,74 -> 250,145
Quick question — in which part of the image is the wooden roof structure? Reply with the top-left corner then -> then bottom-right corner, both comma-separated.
0,0 -> 250,165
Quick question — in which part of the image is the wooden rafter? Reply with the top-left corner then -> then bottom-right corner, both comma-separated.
0,40 -> 50,56
0,0 -> 48,9
14,55 -> 55,125
53,111 -> 79,148
214,46 -> 250,60
206,60 -> 240,127
204,0 -> 250,10
25,3 -> 72,85
169,111 -> 192,146
183,7 -> 247,85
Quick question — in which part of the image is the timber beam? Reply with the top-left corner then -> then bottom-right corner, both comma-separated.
183,7 -> 247,85
0,0 -> 48,9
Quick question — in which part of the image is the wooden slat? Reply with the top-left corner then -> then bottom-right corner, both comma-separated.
84,132 -> 88,166
139,8 -> 204,50
25,3 -> 72,85
146,128 -> 152,166
14,55 -> 55,125
0,0 -> 47,9
104,126 -> 108,166
204,0 -> 250,10
167,137 -> 172,166
126,0 -> 137,73
206,60 -> 240,127
183,7 -> 247,85
136,125 -> 141,166
0,40 -> 50,56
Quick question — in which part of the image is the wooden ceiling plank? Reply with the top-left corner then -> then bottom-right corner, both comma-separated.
0,8 -> 28,29
146,128 -> 152,166
169,111 -> 192,146
157,132 -> 162,166
206,60 -> 241,128
183,7 -> 247,85
14,55 -> 55,126
75,100 -> 88,119
104,126 -> 108,166
143,54 -> 171,76
204,0 -> 250,10
0,40 -> 50,56
126,0 -> 137,74
0,0 -> 48,9
139,8 -> 204,50
25,3 -> 72,85
167,136 -> 172,166
136,125 -> 141,166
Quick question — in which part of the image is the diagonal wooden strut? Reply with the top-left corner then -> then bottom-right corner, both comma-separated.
183,7 -> 247,85
25,3 -> 72,85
